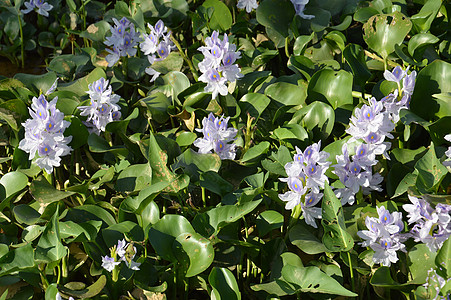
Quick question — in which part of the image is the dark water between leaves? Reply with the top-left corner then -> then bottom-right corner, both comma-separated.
0,56 -> 46,77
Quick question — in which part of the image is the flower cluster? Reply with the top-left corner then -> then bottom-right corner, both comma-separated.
22,0 -> 53,17
198,31 -> 243,99
140,20 -> 174,82
78,78 -> 121,135
333,143 -> 383,205
382,66 -> 417,122
291,0 -> 314,19
19,82 -> 73,174
346,97 -> 395,159
423,268 -> 451,300
357,206 -> 406,266
278,142 -> 331,228
237,0 -> 258,13
194,113 -> 238,160
403,195 -> 451,252
104,17 -> 141,67
101,239 -> 141,272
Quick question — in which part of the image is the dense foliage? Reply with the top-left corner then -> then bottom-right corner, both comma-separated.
0,0 -> 451,299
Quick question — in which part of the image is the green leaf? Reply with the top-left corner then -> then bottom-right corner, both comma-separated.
414,143 -> 447,193
115,164 -> 152,193
409,244 -> 437,284
261,146 -> 292,176
256,210 -> 283,236
293,34 -> 314,56
65,116 -> 89,149
241,141 -> 270,163
363,11 -> 412,59
148,133 -> 189,193
436,237 -> 451,278
256,0 -> 294,38
13,205 -> 40,225
307,69 -> 353,109
163,71 -> 190,103
343,43 -> 372,88
141,92 -> 171,124
289,223 -> 328,255
66,205 -> 116,227
36,207 -> 67,263
176,132 -> 197,147
30,177 -> 75,206
173,232 -> 214,277
0,244 -> 35,276
239,93 -> 271,121
58,68 -> 106,97
410,0 -> 442,33
151,52 -> 184,74
209,267 -> 241,300
199,171 -> 233,196
288,101 -> 335,140
281,265 -> 357,297
0,171 -> 27,200
172,149 -> 221,181
14,72 -> 57,95
87,133 -> 128,157
265,82 -> 307,107
321,183 -> 354,252
58,275 -> 106,298
192,200 -> 262,237
148,215 -> 195,262
410,60 -> 451,121
202,0 -> 232,31
408,33 -> 439,57
80,21 -> 111,42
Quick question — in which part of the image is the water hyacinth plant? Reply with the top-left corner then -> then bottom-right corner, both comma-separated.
0,0 -> 450,299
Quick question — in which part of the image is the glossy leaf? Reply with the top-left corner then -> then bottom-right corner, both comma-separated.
436,237 -> 451,278
35,207 -> 67,263
192,200 -> 262,237
148,215 -> 195,262
289,223 -> 328,255
265,82 -> 307,107
343,43 -> 372,88
209,267 -> 241,300
410,60 -> 451,121
307,69 -> 353,109
363,11 -> 412,59
321,183 -> 354,252
282,265 -> 357,297
202,0 -> 232,32
173,232 -> 214,277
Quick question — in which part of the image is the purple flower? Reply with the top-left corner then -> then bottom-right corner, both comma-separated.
18,91 -> 72,174
193,113 -> 238,160
78,78 -> 121,135
278,142 -> 330,226
198,31 -> 242,99
22,0 -> 53,17
357,206 -> 407,267
291,0 -> 314,19
140,20 -> 174,82
403,195 -> 451,252
101,255 -> 121,272
237,0 -> 258,13
384,66 -> 406,83
104,17 -> 141,66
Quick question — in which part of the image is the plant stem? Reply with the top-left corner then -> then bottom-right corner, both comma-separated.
201,187 -> 206,207
285,37 -> 290,57
17,14 -> 25,69
352,90 -> 373,100
170,35 -> 198,81
347,251 -> 355,292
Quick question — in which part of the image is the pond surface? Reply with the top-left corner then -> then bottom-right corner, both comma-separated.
0,56 -> 46,77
